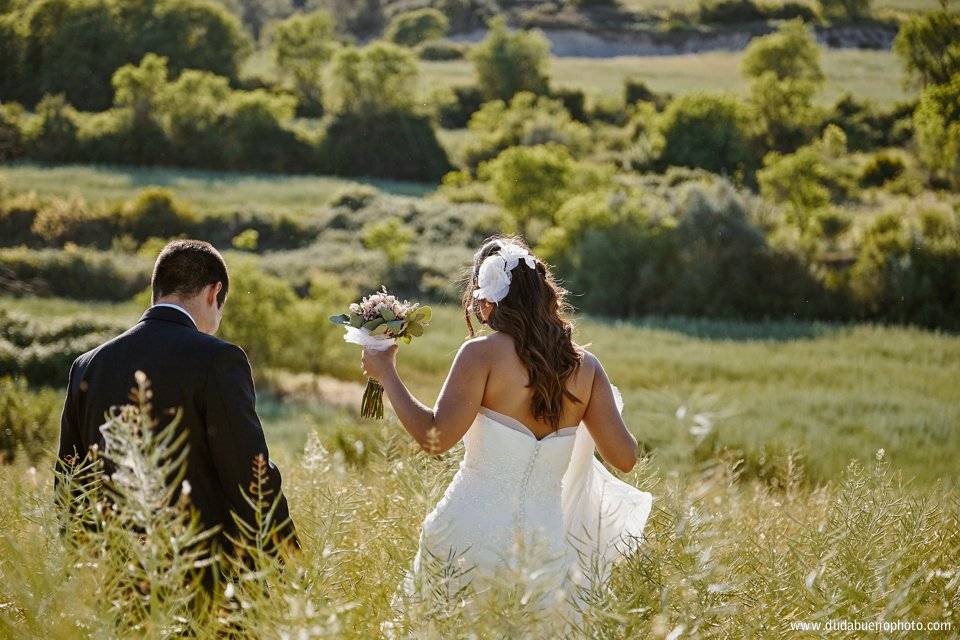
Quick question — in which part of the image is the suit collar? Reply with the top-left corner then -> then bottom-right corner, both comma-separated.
141,305 -> 199,331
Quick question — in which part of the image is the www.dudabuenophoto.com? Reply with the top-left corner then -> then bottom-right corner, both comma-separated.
789,619 -> 953,633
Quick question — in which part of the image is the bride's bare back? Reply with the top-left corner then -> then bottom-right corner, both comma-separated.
368,330 -> 638,472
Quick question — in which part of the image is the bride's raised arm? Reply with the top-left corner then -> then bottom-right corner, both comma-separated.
361,339 -> 489,453
581,353 -> 638,472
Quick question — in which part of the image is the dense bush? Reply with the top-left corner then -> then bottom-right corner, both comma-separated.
469,17 -> 550,101
0,246 -> 151,300
217,261 -> 353,375
743,19 -> 824,152
893,9 -> 960,89
416,39 -> 468,61
697,0 -> 764,24
385,8 -> 449,46
913,73 -> 960,189
5,0 -> 249,111
434,85 -> 485,128
318,111 -> 452,181
818,0 -> 871,21
462,92 -> 591,170
271,9 -> 338,117
859,152 -> 906,188
0,376 -> 60,462
656,93 -> 755,178
824,94 -> 914,151
546,180 -> 828,319
848,208 -> 960,329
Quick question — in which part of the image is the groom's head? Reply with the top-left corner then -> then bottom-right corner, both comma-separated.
151,240 -> 229,335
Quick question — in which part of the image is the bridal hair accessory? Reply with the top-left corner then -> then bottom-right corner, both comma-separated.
472,242 -> 537,303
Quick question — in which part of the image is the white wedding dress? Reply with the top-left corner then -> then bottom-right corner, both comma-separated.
399,386 -> 653,619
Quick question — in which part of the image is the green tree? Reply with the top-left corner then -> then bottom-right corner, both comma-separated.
385,8 -> 448,47
462,91 -> 591,170
893,9 -> 960,89
742,19 -> 825,151
479,143 -> 574,232
913,73 -> 960,187
112,53 -> 169,128
818,0 -> 871,21
362,216 -> 414,265
657,93 -> 754,177
323,41 -> 420,116
758,125 -> 856,230
469,17 -> 550,101
272,9 -> 338,113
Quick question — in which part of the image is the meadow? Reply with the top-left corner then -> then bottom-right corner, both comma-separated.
421,49 -> 909,105
0,165 -> 433,220
1,296 -> 958,638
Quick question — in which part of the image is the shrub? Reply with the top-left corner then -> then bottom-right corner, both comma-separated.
386,8 -> 449,47
893,9 -> 960,89
0,101 -> 24,162
119,188 -> 198,240
848,208 -> 960,329
859,152 -> 906,188
12,0 -> 249,110
217,261 -> 352,375
0,246 -> 151,300
657,93 -> 755,178
469,17 -> 550,101
23,94 -> 81,162
416,39 -> 467,61
758,125 -> 856,229
550,87 -> 587,122
479,144 -> 574,231
433,85 -> 484,129
272,9 -> 338,116
463,92 -> 591,170
362,216 -> 414,265
324,42 -> 420,118
818,0 -> 871,21
913,73 -> 960,189
31,196 -> 118,246
318,111 -> 452,181
0,376 -> 60,462
698,0 -> 764,24
761,1 -> 818,21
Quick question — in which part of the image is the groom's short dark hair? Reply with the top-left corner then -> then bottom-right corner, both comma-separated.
151,240 -> 229,306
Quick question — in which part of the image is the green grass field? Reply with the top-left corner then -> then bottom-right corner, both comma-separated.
0,164 -> 434,217
422,48 -> 912,106
2,295 -> 957,636
7,295 -> 957,488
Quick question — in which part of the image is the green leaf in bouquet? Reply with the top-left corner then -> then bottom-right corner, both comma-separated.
380,307 -> 396,321
362,318 -> 385,330
406,321 -> 423,337
410,306 -> 432,324
370,323 -> 390,336
349,313 -> 364,328
385,319 -> 405,333
329,314 -> 351,326
400,334 -> 413,344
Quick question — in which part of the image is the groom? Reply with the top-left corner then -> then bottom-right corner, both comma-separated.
57,239 -> 297,552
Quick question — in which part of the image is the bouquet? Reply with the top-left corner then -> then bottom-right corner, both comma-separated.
329,287 -> 432,419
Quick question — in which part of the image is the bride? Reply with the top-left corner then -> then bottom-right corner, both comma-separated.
361,236 -> 653,620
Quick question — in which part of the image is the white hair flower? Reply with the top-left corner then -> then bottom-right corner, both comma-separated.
472,242 -> 537,303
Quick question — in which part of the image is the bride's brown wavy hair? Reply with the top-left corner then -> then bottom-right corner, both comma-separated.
461,235 -> 584,431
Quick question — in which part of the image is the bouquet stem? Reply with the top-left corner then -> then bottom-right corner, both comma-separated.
361,378 -> 385,420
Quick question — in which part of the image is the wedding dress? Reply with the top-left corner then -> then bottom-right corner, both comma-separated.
400,386 -> 653,617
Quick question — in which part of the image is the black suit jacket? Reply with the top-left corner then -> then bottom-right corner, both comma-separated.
57,305 -> 296,549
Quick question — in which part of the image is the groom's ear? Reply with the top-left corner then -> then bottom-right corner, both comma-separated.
206,281 -> 223,307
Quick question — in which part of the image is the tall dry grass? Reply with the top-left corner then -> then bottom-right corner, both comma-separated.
0,376 -> 956,638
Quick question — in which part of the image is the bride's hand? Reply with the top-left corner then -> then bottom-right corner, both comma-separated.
361,345 -> 399,381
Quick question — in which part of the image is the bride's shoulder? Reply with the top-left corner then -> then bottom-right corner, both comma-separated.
458,332 -> 511,359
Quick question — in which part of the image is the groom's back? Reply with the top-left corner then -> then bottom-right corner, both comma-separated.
59,304 -> 294,545
62,305 -> 241,533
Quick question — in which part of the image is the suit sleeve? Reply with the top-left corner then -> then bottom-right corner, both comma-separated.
56,358 -> 85,467
204,344 -> 298,550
